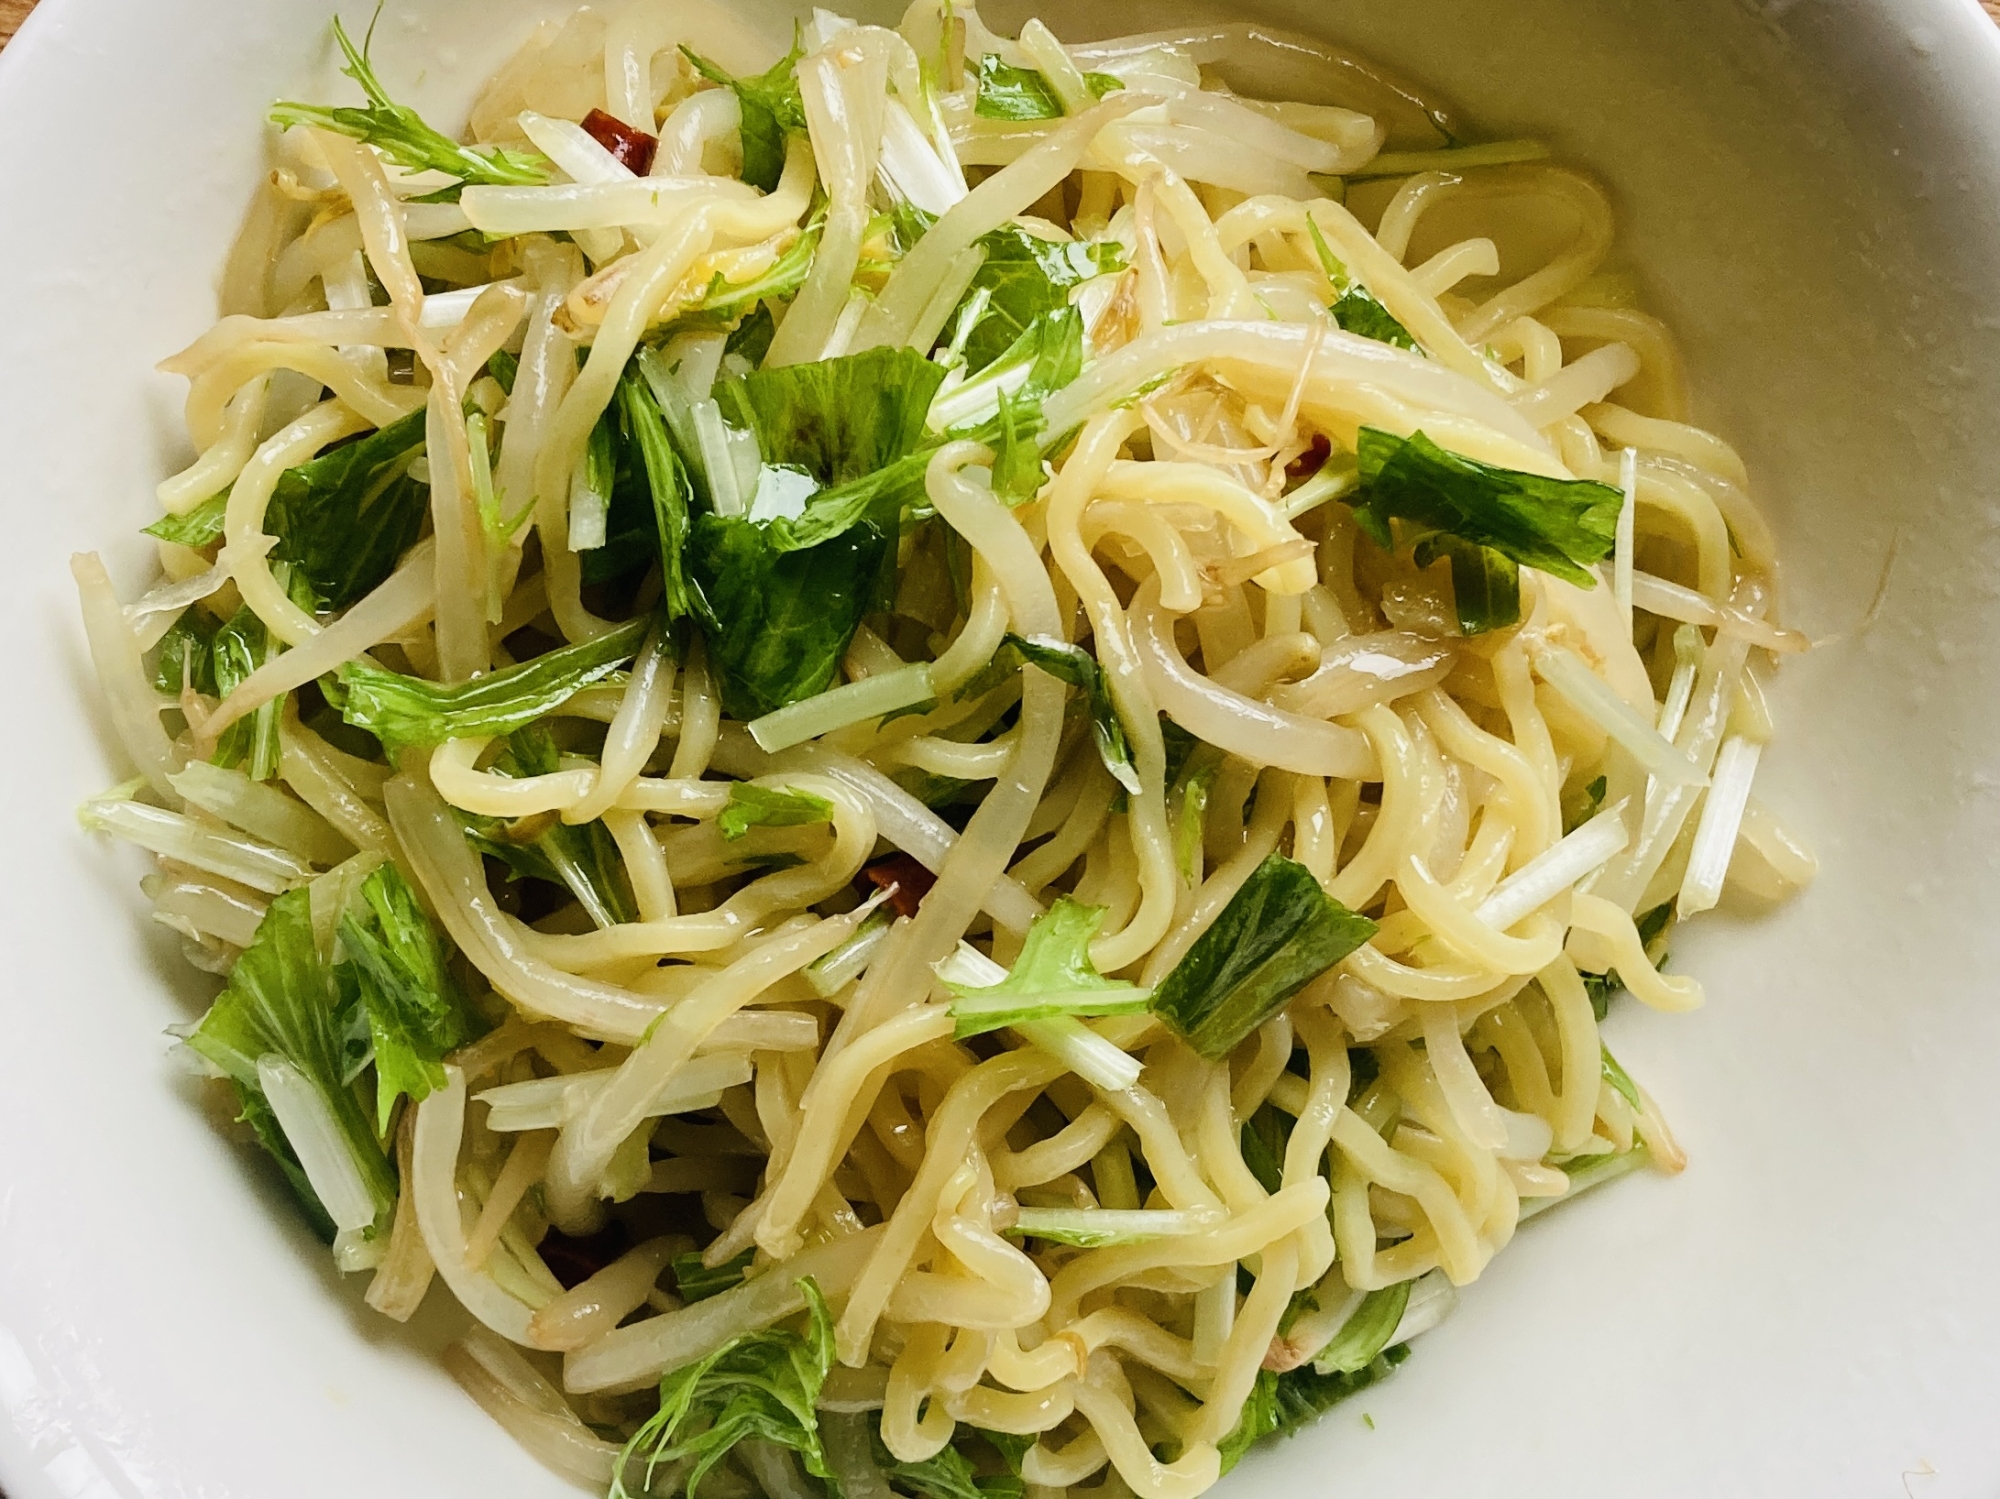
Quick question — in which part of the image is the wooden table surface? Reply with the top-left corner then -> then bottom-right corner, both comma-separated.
3,0 -> 1998,45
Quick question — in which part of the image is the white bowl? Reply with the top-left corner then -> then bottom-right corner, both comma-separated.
5,0 -> 2000,1494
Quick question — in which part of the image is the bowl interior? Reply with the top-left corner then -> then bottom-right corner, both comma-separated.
3,0 -> 1999,1494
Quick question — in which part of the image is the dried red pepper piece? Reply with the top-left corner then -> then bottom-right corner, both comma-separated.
580,107 -> 658,176
863,853 -> 937,918
1286,433 -> 1332,482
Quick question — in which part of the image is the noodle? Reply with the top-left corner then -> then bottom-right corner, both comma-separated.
75,7 -> 1816,1496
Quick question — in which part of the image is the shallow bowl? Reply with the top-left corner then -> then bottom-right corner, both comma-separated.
3,0 -> 1999,1494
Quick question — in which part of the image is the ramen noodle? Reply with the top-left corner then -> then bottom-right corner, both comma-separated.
73,5 -> 1816,1496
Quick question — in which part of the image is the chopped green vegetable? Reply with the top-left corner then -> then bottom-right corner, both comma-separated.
183,887 -> 396,1239
1422,532 -> 1523,634
681,34 -> 806,193
1350,427 -> 1622,636
973,54 -> 1063,120
976,1429 -> 1035,1479
327,616 -> 647,755
955,222 -> 1123,375
687,515 -> 892,720
269,411 -> 432,609
611,1277 -> 836,1499
959,633 -> 1137,795
143,413 -> 431,612
1240,1101 -> 1294,1195
722,345 -> 946,490
1006,1207 -> 1216,1248
1218,1346 -> 1412,1472
616,366 -> 696,620
967,57 -> 1118,123
1313,1282 -> 1410,1374
936,305 -> 1088,440
672,1246 -> 755,1303
1151,854 -> 1378,1060
875,1421 -> 1025,1499
718,782 -> 835,841
751,308 -> 1087,560
144,493 -> 228,549
151,607 -> 219,697
1170,740 -> 1222,883
335,861 -> 484,1131
485,349 -> 519,394
987,387 -> 1044,504
685,345 -> 948,718
940,898 -> 1148,1040
1600,1043 -> 1642,1110
457,725 -> 636,926
1563,773 -> 1609,834
1306,218 -> 1418,352
726,303 -> 778,367
212,569 -> 320,781
271,17 -> 547,188
694,218 -> 821,319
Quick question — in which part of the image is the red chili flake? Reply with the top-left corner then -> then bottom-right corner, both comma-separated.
1286,433 -> 1332,483
580,108 -> 658,176
863,853 -> 936,919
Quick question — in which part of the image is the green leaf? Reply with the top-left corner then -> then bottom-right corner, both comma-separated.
144,492 -> 228,548
679,345 -> 949,716
1306,217 -> 1418,352
956,223 -> 1122,375
271,16 -> 548,188
1352,427 -> 1622,600
718,782 -> 835,841
611,1277 -> 836,1499
233,1082 -> 338,1243
976,1430 -> 1034,1478
1563,774 -> 1609,835
695,217 -> 821,319
726,303 -> 778,367
672,1247 -> 755,1303
1413,530 -> 1522,635
973,54 -> 1061,120
939,305 -> 1088,437
1600,1043 -> 1643,1110
877,1424 -> 1025,1499
265,409 -> 432,609
1240,1102 -> 1293,1195
959,632 -> 1137,796
1085,72 -> 1125,99
456,725 -> 637,926
987,387 -> 1046,504
183,887 -> 396,1233
681,34 -> 806,193
327,616 -> 648,755
1151,854 -> 1378,1060
151,607 -> 220,697
144,414 -> 431,612
687,513 -> 892,720
485,349 -> 519,395
721,345 -> 947,489
941,898 -> 1149,1040
210,568 -> 319,782
756,308 -> 1087,558
1218,1346 -> 1413,1472
1313,1281 -> 1411,1373
335,861 -> 485,1132
616,366 -> 697,621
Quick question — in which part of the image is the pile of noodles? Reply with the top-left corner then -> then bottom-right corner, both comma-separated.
74,3 -> 1816,1496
